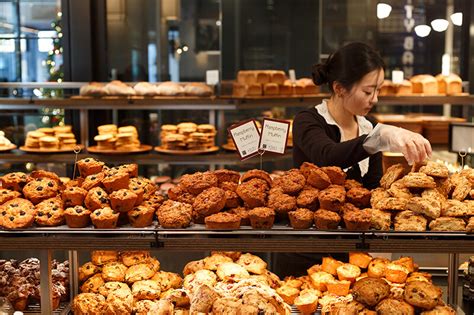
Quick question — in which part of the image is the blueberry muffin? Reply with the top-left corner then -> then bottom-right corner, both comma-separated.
288,208 -> 314,229
109,189 -> 138,212
0,189 -> 21,205
0,198 -> 36,229
128,182 -> 144,206
193,187 -> 226,221
81,172 -> 105,191
35,196 -> 65,226
248,207 -> 275,229
64,206 -> 91,228
114,163 -> 138,178
0,172 -> 29,192
90,207 -> 119,228
127,205 -> 155,227
85,187 -> 109,211
102,170 -> 130,193
180,171 -> 218,195
129,177 -> 157,200
62,186 -> 87,207
76,158 -> 104,177
142,193 -> 166,211
29,169 -> 61,185
22,178 -> 59,204
157,200 -> 193,228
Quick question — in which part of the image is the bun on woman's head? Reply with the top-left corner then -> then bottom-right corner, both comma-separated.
312,63 -> 329,85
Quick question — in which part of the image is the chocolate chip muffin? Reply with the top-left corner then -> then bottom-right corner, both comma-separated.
62,186 -> 87,207
129,177 -> 157,200
76,158 -> 104,177
64,205 -> 91,228
84,187 -> 109,211
0,172 -> 29,192
22,178 -> 59,204
102,170 -> 130,193
35,196 -> 65,226
127,205 -> 155,228
90,207 -> 119,229
81,172 -> 105,191
109,189 -> 138,212
0,198 -> 36,229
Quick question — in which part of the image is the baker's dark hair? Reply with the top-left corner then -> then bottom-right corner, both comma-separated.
312,42 -> 385,93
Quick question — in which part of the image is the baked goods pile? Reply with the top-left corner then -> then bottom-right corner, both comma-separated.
379,73 -> 463,96
79,81 -> 213,97
24,125 -> 77,150
0,258 -> 69,311
0,131 -> 13,149
160,122 -> 216,150
0,158 -> 164,229
94,124 -> 142,150
73,250 -> 183,314
372,162 -> 474,232
233,70 -> 319,97
287,253 -> 456,314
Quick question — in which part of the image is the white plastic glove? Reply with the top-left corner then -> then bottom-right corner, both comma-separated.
363,123 -> 432,165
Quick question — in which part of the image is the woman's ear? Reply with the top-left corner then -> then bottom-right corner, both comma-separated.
332,81 -> 346,98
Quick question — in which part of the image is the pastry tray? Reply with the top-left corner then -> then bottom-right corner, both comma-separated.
20,302 -> 70,315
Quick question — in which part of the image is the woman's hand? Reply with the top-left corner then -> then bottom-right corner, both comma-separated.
364,124 -> 432,165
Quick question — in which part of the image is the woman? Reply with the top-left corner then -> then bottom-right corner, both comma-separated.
293,42 -> 432,189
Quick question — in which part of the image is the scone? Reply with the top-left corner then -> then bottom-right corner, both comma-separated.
419,161 -> 449,178
125,263 -> 155,283
72,293 -> 105,314
394,211 -> 427,231
402,172 -> 436,189
78,262 -> 102,282
151,271 -> 183,291
102,261 -> 128,281
216,262 -> 250,282
366,208 -> 391,230
236,253 -> 267,275
91,250 -> 119,265
380,164 -> 405,189
420,305 -> 457,315
404,280 -> 442,309
375,298 -> 415,315
429,217 -> 466,231
131,279 -> 161,299
370,187 -> 390,209
121,251 -> 151,267
212,297 -> 242,315
406,196 -> 441,219
80,273 -> 105,293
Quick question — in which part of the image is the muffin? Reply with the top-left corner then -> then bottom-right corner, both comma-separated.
314,209 -> 341,230
306,167 -> 331,190
346,187 -> 371,208
115,163 -> 139,178
193,187 -> 226,221
343,209 -> 371,231
318,185 -> 346,212
267,192 -> 297,218
90,207 -> 119,228
288,208 -> 314,229
109,189 -> 138,212
81,172 -> 105,191
228,206 -> 250,226
157,200 -> 193,228
85,187 -> 109,211
76,158 -> 104,177
271,169 -> 306,195
344,179 -> 363,191
35,196 -> 65,226
240,169 -> 272,187
64,206 -> 91,228
336,263 -> 361,282
102,170 -> 130,193
248,207 -> 275,229
236,178 -> 268,208
167,184 -> 195,205
321,166 -> 346,185
62,186 -> 87,207
204,212 -> 241,229
352,277 -> 390,306
213,169 -> 240,184
367,257 -> 389,278
127,205 -> 155,228
296,187 -> 319,211
180,171 -> 218,195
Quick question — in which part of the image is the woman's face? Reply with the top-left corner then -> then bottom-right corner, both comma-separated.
341,68 -> 384,116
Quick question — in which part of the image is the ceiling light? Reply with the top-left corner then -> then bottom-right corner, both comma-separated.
431,19 -> 449,32
414,25 -> 431,37
450,12 -> 462,26
377,3 -> 392,19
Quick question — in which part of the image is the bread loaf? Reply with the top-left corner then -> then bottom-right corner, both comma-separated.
104,80 -> 136,96
80,82 -> 108,97
268,70 -> 286,84
247,83 -> 262,96
379,80 -> 395,96
297,78 -> 319,94
263,83 -> 279,95
395,79 -> 412,95
156,81 -> 185,96
435,73 -> 462,95
410,75 -> 437,95
134,82 -> 157,96
184,83 -> 213,96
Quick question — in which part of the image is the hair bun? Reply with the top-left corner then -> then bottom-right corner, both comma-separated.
312,63 -> 329,85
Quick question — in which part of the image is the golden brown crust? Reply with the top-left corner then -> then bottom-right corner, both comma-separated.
318,185 -> 346,212
193,187 -> 226,220
296,187 -> 319,210
205,212 -> 241,229
352,277 -> 390,306
271,169 -> 306,195
267,192 -> 297,217
380,164 -> 405,189
429,217 -> 466,231
248,207 -> 275,229
343,209 -> 371,231
109,189 -> 137,212
213,169 -> 240,184
406,197 -> 441,219
366,208 -> 391,230
404,281 -> 442,309
236,178 -> 268,208
419,161 -> 449,178
402,172 -> 437,189
387,180 -> 413,199
313,209 -> 341,230
375,298 -> 415,315
321,166 -> 346,185
180,171 -> 218,195
346,187 -> 371,208
240,169 -> 272,187
157,200 -> 193,228
288,208 -> 314,229
0,198 -> 36,229
394,211 -> 427,231
306,168 -> 331,190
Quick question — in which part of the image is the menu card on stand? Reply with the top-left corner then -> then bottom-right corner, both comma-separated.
228,119 -> 261,160
258,118 -> 290,154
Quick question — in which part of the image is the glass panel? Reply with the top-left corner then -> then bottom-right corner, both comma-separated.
19,0 -> 60,38
0,1 -> 19,37
0,38 -> 19,82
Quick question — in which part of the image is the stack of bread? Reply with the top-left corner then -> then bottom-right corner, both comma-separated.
0,258 -> 69,311
159,122 -> 216,151
281,253 -> 456,314
370,162 -> 474,232
233,70 -> 319,97
0,158 -> 164,230
24,125 -> 77,150
94,124 -> 141,151
379,73 -> 463,96
0,131 -> 13,149
80,81 -> 213,97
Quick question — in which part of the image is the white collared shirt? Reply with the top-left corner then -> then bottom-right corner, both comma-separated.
315,99 -> 373,176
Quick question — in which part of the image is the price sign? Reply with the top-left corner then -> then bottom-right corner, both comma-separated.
392,70 -> 404,84
258,118 -> 290,154
206,70 -> 219,85
228,119 -> 261,160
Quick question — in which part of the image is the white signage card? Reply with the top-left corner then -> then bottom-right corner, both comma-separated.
258,118 -> 290,154
392,70 -> 404,84
228,119 -> 261,160
289,69 -> 296,83
206,70 -> 219,85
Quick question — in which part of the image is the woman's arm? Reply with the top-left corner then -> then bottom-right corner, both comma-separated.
362,152 -> 383,189
293,110 -> 372,168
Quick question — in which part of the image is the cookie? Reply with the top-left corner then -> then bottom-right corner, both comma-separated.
0,189 -> 21,205
35,196 -> 65,226
22,178 -> 59,204
0,198 -> 36,229
0,172 -> 29,192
